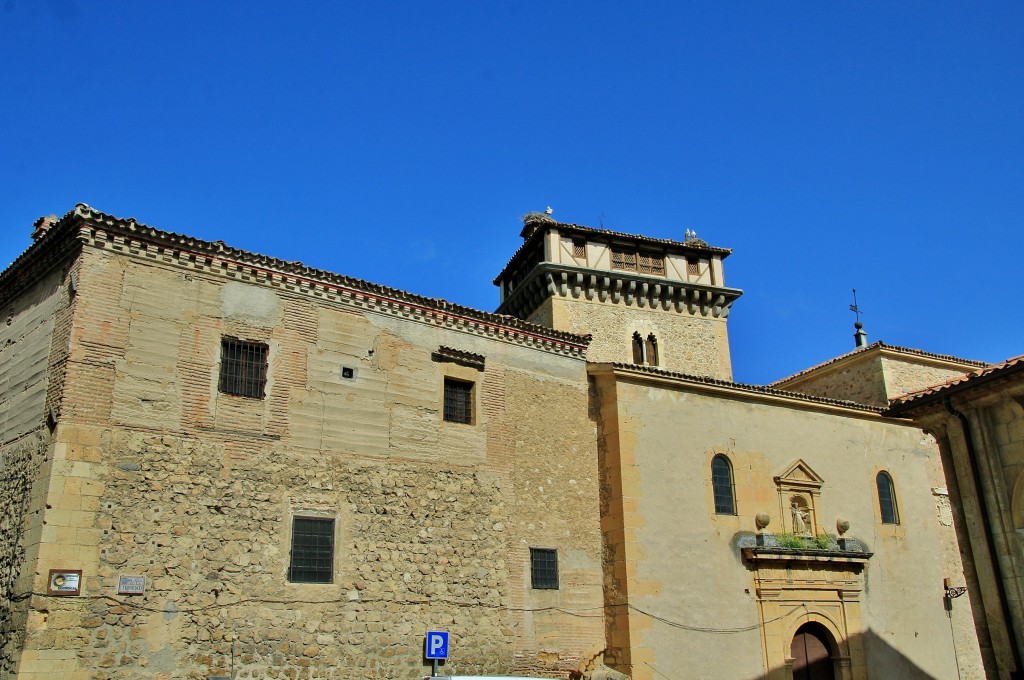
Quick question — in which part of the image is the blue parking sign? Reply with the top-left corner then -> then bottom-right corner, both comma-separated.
425,631 -> 449,660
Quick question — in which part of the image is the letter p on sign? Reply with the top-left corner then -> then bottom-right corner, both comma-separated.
425,631 -> 449,659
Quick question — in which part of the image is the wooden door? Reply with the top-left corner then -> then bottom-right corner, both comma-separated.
791,624 -> 835,680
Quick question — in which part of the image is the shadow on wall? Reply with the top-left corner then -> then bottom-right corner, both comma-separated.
635,628 -> 944,680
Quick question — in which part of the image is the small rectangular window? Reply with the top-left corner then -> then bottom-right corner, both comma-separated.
444,378 -> 473,424
289,517 -> 334,583
530,547 -> 559,589
218,338 -> 268,399
639,253 -> 665,275
572,239 -> 587,260
611,248 -> 637,271
686,257 -> 700,276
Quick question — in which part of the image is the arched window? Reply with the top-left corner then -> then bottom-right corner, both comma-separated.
712,455 -> 736,515
645,334 -> 659,367
632,332 -> 644,364
876,471 -> 899,524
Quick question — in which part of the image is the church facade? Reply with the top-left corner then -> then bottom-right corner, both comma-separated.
0,205 -> 994,679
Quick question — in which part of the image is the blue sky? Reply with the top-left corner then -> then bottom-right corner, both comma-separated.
2,1 -> 1022,384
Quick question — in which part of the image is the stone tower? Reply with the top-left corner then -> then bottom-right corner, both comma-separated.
493,214 -> 742,379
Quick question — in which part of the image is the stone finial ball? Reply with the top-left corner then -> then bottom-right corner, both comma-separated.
755,513 -> 771,531
836,519 -> 851,536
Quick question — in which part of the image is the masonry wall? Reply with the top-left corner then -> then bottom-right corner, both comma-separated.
546,297 -> 732,379
16,246 -> 606,680
592,372 -> 984,680
777,353 -> 979,408
913,383 -> 1024,680
0,263 -> 74,677
880,356 -> 977,400
775,355 -> 888,406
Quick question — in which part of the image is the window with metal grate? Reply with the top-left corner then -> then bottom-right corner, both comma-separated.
530,547 -> 559,589
444,378 -> 473,424
288,517 -> 334,583
218,338 -> 268,399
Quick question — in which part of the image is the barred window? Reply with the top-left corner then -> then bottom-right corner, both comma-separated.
288,517 -> 334,584
530,547 -> 559,589
712,455 -> 736,515
218,338 -> 268,399
877,472 -> 900,525
444,378 -> 473,424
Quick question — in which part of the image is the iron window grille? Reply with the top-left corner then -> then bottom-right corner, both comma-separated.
712,455 -> 737,515
218,338 -> 268,399
444,378 -> 473,424
288,517 -> 334,583
530,548 -> 559,589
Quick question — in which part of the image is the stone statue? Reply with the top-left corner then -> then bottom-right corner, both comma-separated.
791,501 -> 809,534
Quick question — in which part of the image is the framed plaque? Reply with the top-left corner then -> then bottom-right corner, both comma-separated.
47,569 -> 82,596
117,575 -> 146,595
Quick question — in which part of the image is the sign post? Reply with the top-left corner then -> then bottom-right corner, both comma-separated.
425,630 -> 449,677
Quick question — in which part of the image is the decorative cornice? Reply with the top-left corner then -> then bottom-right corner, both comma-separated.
4,204 -> 592,360
496,262 -> 743,320
432,346 -> 486,371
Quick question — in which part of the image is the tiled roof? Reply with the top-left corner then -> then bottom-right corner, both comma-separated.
494,219 -> 732,285
599,363 -> 883,414
886,354 -> 1024,413
4,204 -> 593,354
770,341 -> 987,387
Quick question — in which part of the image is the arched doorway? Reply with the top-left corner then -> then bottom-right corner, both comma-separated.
791,622 -> 836,680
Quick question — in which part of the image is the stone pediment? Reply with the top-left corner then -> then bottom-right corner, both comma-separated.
774,459 -> 825,491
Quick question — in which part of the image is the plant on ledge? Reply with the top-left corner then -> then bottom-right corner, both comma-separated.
773,533 -> 836,550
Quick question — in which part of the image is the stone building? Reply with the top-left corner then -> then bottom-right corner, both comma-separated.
887,355 -> 1024,680
0,205 -> 997,679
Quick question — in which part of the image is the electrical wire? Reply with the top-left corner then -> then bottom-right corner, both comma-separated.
8,590 -> 796,634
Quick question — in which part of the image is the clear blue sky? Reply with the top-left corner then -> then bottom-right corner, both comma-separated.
2,1 -> 1022,384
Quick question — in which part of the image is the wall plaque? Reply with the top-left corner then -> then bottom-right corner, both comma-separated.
47,569 -> 82,596
117,575 -> 146,595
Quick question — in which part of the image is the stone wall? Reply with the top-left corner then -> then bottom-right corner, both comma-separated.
1,260 -> 74,677
15,247 -> 605,680
553,297 -> 731,379
776,354 -> 888,406
880,356 -> 975,399
0,434 -> 48,678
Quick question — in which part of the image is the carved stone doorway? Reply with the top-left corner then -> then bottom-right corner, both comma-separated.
791,623 -> 836,680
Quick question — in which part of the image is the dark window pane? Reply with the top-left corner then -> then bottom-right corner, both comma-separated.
632,333 -> 645,364
218,338 -> 268,399
289,517 -> 334,583
530,548 -> 558,589
444,379 -> 473,424
712,455 -> 736,515
877,472 -> 899,524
